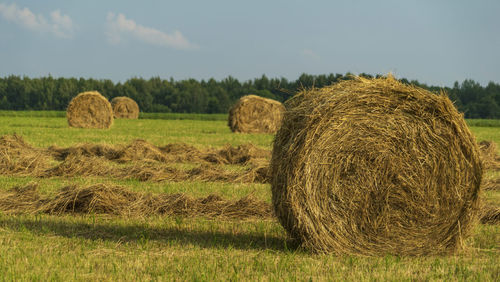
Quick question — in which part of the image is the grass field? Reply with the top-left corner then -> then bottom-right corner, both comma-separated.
0,114 -> 498,280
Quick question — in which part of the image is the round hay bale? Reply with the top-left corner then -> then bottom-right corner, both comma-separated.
271,76 -> 483,256
111,96 -> 140,119
66,91 -> 113,129
228,95 -> 285,133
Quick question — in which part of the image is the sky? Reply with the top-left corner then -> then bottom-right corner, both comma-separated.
0,0 -> 499,86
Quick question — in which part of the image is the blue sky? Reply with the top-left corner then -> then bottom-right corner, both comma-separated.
0,0 -> 499,86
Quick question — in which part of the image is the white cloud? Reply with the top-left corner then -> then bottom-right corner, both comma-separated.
106,12 -> 197,50
0,3 -> 74,38
302,49 -> 320,60
50,10 -> 74,38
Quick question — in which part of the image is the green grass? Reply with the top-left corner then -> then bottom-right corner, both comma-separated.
467,119 -> 500,127
0,113 -> 498,281
0,116 -> 272,148
0,215 -> 497,281
139,112 -> 227,121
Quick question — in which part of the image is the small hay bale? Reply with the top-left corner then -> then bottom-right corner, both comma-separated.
228,95 -> 285,133
271,76 -> 483,256
66,91 -> 113,129
111,96 -> 140,119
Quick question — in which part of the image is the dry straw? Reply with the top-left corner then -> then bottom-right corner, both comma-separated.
271,75 -> 483,256
66,91 -> 114,129
228,95 -> 285,133
0,183 -> 273,219
111,96 -> 140,119
478,140 -> 500,170
479,204 -> 500,224
0,134 -> 271,184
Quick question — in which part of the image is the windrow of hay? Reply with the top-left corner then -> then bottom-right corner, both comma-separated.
0,183 -> 273,220
0,134 -> 52,176
111,96 -> 140,119
479,140 -> 500,170
48,138 -> 270,165
205,144 -> 270,165
48,143 -> 119,161
482,178 -> 500,191
1,183 -> 496,224
66,91 -> 114,129
271,76 -> 483,256
228,95 -> 285,134
0,141 -> 271,184
47,157 -> 270,183
479,204 -> 500,224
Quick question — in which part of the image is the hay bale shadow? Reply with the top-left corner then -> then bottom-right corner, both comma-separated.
0,216 -> 298,253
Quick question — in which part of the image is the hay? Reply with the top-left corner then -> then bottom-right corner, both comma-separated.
111,96 -> 140,119
0,134 -> 271,183
117,139 -> 170,163
48,138 -> 271,165
0,134 -> 51,176
482,178 -> 500,191
0,143 -> 269,184
204,144 -> 271,165
48,143 -> 119,161
66,91 -> 114,129
479,140 -> 500,170
0,183 -> 273,219
228,95 -> 285,133
0,183 -> 41,213
479,204 -> 500,224
271,76 -> 483,256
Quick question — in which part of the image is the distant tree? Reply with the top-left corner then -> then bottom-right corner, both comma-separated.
0,74 -> 498,117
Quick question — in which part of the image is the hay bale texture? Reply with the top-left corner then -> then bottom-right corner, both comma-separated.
67,91 -> 113,129
228,95 -> 285,133
111,96 -> 140,119
271,76 -> 483,256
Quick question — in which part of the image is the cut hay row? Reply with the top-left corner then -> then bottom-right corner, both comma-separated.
228,95 -> 285,134
111,96 -> 140,119
482,178 -> 500,191
0,135 -> 269,183
479,140 -> 500,170
3,134 -> 497,170
47,137 -> 500,169
479,204 -> 500,224
0,133 -> 498,187
49,139 -> 270,165
0,182 -> 497,225
0,183 -> 272,220
45,155 -> 270,183
0,151 -> 270,184
66,91 -> 114,129
271,76 -> 483,256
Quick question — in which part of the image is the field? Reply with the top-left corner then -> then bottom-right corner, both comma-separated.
0,113 -> 498,280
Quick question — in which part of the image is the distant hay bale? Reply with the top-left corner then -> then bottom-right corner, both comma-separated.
271,76 -> 483,256
228,95 -> 285,133
111,96 -> 140,119
66,91 -> 113,129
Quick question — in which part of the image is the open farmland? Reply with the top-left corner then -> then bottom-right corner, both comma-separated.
0,113 -> 498,280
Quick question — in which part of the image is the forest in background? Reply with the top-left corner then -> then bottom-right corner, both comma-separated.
0,73 -> 499,118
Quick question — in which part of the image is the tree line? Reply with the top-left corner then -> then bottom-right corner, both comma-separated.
0,73 -> 499,118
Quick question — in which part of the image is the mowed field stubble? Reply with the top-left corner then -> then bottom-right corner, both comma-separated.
0,112 -> 498,280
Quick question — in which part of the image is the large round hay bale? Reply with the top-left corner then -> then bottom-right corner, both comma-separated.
66,91 -> 113,129
271,76 -> 482,256
228,95 -> 285,133
111,96 -> 140,119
